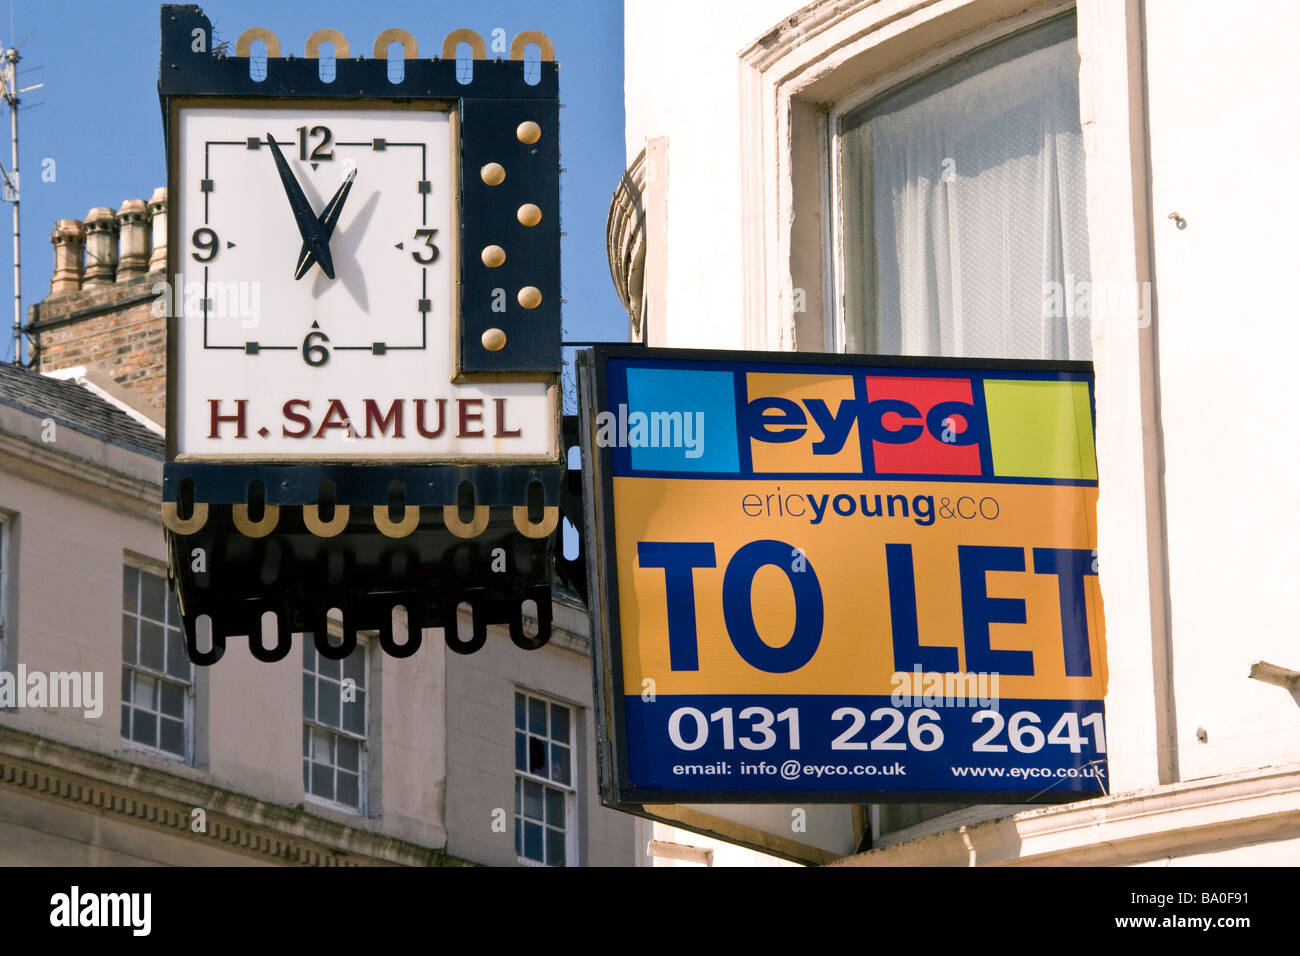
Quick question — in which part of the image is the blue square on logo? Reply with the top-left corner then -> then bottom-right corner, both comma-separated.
623,368 -> 738,473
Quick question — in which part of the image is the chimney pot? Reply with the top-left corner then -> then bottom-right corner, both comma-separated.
83,206 -> 120,287
116,198 -> 150,280
49,218 -> 86,295
147,187 -> 167,273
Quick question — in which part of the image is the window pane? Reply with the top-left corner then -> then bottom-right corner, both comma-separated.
133,672 -> 157,710
123,566 -> 138,611
343,648 -> 365,687
121,617 -> 136,664
310,762 -> 334,800
303,672 -> 315,719
140,573 -> 166,622
337,771 -> 359,808
840,16 -> 1090,361
514,692 -> 525,730
160,682 -> 184,719
165,588 -> 180,628
337,735 -> 360,772
165,630 -> 188,680
132,710 -> 157,748
550,704 -> 570,743
303,724 -> 311,758
524,821 -> 543,861
523,779 -> 543,821
342,691 -> 364,735
551,743 -> 571,786
528,697 -> 547,734
160,717 -> 184,756
546,827 -> 566,867
139,622 -> 165,672
303,634 -> 316,670
514,732 -> 526,772
528,736 -> 547,776
120,669 -> 131,703
317,677 -> 340,728
545,787 -> 565,827
120,704 -> 130,736
514,817 -> 521,856
312,727 -> 334,764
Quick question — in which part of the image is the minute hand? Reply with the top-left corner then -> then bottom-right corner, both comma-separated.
293,169 -> 356,281
266,132 -> 336,280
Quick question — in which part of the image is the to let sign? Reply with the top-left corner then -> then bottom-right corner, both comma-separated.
580,347 -> 1107,805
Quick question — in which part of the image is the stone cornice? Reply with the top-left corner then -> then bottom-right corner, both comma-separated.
0,430 -> 161,523
0,724 -> 467,867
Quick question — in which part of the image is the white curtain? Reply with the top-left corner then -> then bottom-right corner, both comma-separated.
843,19 -> 1092,360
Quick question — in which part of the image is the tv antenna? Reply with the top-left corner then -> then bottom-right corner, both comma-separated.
0,28 -> 42,366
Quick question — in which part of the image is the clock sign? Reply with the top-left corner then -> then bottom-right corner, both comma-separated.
172,102 -> 554,460
158,7 -> 570,666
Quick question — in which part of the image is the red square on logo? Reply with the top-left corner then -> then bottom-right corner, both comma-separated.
864,376 -> 983,476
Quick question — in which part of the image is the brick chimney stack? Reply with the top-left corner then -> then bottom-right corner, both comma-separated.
26,188 -> 170,423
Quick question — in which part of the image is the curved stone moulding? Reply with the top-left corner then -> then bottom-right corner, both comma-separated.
162,501 -> 209,535
232,503 -> 280,538
443,504 -> 490,538
513,505 -> 559,539
303,503 -> 350,538
373,504 -> 420,538
235,27 -> 281,58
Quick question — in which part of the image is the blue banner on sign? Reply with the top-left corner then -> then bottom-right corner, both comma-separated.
624,695 -> 1107,794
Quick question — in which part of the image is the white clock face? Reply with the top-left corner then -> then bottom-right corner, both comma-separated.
173,104 -> 555,460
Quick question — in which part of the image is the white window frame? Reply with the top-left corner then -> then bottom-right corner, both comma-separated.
827,9 -> 1084,357
513,688 -> 578,867
121,560 -> 194,764
302,628 -> 370,816
736,0 -> 1075,355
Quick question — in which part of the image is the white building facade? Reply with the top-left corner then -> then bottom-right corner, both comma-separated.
612,0 -> 1300,863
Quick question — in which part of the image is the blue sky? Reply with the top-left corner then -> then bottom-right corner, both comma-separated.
1,0 -> 627,364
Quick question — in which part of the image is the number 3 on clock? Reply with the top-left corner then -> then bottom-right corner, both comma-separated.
411,228 -> 439,264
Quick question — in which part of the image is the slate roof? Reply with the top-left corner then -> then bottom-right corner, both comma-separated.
0,363 -> 164,458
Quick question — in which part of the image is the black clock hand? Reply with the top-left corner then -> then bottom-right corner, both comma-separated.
266,132 -> 336,280
293,168 -> 356,280
318,167 -> 356,239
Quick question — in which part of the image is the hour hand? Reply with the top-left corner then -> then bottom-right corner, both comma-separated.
266,132 -> 334,279
293,168 -> 356,280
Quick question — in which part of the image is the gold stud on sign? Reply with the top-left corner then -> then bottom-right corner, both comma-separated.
517,203 -> 542,227
516,121 -> 541,144
480,163 -> 506,186
517,286 -> 542,310
482,328 -> 508,351
481,245 -> 506,268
